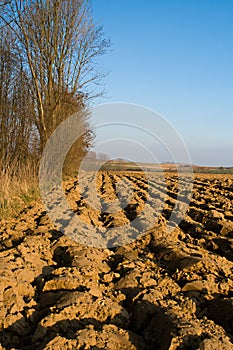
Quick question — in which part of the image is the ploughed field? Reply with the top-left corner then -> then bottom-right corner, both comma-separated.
0,172 -> 233,349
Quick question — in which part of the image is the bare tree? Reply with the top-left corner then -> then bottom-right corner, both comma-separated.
0,27 -> 37,173
0,0 -> 110,152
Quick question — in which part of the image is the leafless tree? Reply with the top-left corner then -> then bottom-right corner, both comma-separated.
0,27 -> 38,174
0,0 -> 110,153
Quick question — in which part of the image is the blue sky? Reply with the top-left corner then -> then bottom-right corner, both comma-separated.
92,0 -> 233,166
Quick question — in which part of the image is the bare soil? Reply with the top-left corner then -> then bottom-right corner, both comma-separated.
0,172 -> 233,349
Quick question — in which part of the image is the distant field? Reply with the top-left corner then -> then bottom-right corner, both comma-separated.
192,166 -> 233,174
84,160 -> 233,174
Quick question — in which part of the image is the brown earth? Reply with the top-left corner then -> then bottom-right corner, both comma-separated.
0,172 -> 233,349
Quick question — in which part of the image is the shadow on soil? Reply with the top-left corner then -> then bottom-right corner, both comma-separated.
0,284 -> 176,350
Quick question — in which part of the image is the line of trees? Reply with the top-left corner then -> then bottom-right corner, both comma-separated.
0,0 -> 110,174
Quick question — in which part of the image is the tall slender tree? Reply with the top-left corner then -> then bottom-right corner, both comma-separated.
0,0 -> 110,154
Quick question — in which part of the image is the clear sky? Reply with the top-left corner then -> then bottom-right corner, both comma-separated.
92,0 -> 233,166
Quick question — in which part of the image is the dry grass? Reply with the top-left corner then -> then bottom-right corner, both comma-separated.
0,159 -> 39,218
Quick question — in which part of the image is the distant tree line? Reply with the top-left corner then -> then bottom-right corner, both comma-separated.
0,0 -> 110,175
